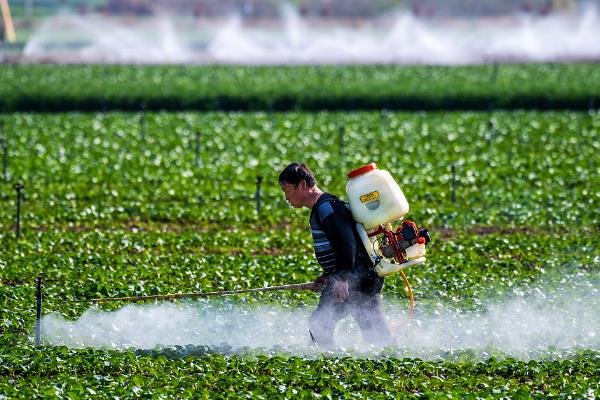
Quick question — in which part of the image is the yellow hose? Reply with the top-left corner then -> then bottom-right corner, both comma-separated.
399,269 -> 415,320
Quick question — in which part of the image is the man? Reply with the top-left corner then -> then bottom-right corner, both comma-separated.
279,162 -> 394,348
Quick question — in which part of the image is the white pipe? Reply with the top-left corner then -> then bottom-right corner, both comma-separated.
0,0 -> 16,43
356,222 -> 378,263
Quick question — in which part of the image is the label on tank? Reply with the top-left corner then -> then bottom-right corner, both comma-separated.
359,191 -> 380,203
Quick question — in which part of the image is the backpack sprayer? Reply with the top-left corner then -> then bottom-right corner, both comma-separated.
346,163 -> 431,277
346,163 -> 431,318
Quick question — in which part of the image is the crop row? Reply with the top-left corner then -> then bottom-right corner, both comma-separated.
1,345 -> 598,398
1,109 -> 598,398
1,64 -> 600,112
0,111 -> 598,229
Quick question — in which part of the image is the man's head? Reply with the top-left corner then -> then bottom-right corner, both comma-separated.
279,162 -> 317,208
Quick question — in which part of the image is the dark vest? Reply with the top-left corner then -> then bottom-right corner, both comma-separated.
309,193 -> 373,275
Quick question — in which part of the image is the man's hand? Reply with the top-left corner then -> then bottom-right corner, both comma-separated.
332,279 -> 349,303
311,275 -> 328,293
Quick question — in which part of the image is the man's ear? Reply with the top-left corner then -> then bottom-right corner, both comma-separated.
299,180 -> 308,191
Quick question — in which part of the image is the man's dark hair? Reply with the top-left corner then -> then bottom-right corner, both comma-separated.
279,163 -> 317,187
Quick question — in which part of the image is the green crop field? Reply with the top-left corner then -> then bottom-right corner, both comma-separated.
0,111 -> 598,227
1,68 -> 599,398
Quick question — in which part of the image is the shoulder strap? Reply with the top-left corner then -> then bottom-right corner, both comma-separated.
313,193 -> 341,224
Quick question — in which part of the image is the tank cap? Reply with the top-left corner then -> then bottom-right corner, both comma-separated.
347,163 -> 378,179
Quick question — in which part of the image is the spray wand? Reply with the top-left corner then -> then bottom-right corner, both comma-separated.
68,282 -> 316,304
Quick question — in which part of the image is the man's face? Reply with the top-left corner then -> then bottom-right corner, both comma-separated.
280,181 -> 305,208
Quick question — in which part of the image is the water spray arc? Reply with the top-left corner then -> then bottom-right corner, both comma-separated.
21,6 -> 600,64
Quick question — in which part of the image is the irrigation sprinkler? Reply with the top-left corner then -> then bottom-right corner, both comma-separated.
256,175 -> 263,212
35,277 -> 43,346
339,126 -> 345,157
487,118 -> 495,147
338,126 -> 346,174
14,182 -> 23,239
140,103 -> 147,141
490,63 -> 499,84
380,110 -> 388,128
194,131 -> 201,167
450,163 -> 456,203
1,141 -> 6,183
0,125 -> 7,182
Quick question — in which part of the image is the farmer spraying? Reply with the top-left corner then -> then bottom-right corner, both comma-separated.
279,162 -> 396,347
68,161 -> 428,349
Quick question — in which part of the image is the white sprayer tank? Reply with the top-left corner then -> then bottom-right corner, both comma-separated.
346,163 -> 409,230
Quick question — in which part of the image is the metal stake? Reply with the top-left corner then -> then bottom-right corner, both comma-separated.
35,276 -> 42,346
194,131 -> 201,167
338,126 -> 345,157
140,103 -> 147,141
14,183 -> 23,239
487,118 -> 495,147
0,130 -> 7,182
380,110 -> 387,129
256,175 -> 263,212
450,163 -> 456,203
490,63 -> 499,84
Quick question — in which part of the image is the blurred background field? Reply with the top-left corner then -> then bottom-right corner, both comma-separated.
2,0 -> 600,64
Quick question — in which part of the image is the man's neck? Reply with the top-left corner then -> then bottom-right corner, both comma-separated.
306,187 -> 324,209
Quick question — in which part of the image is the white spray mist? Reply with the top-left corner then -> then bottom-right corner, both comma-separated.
23,5 -> 600,64
41,274 -> 599,359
